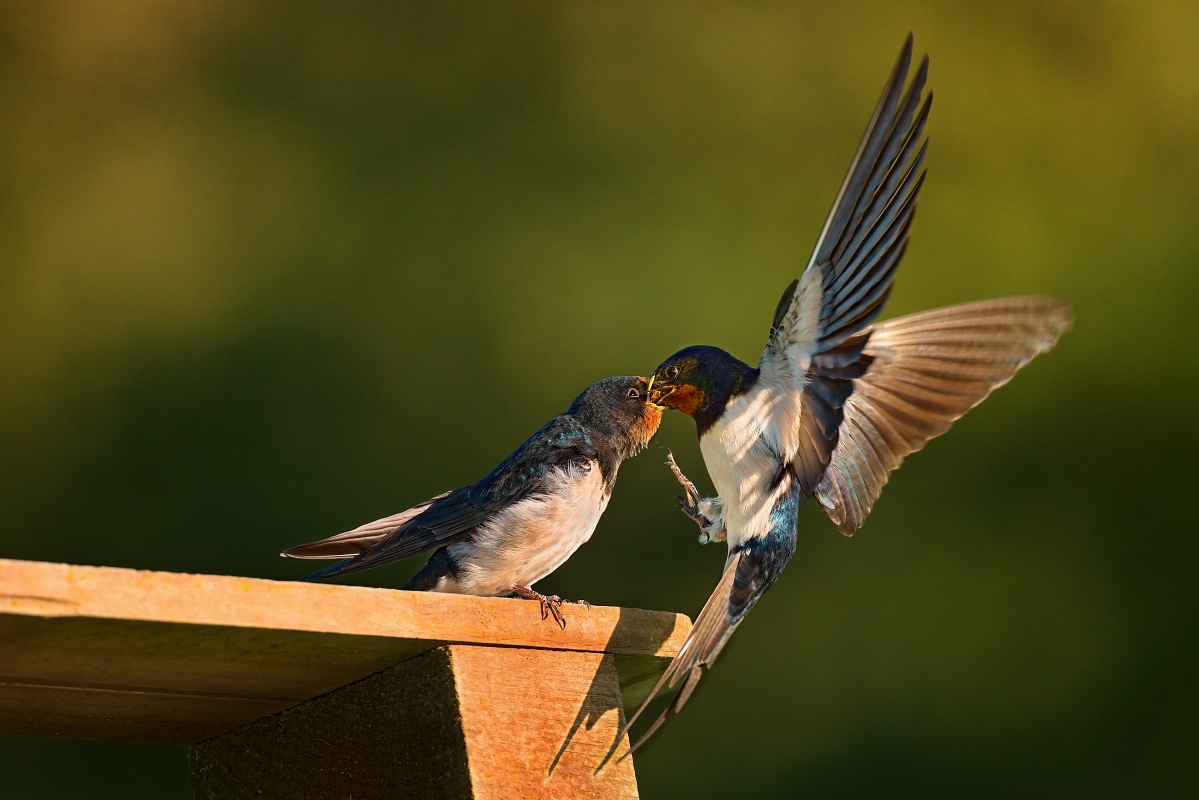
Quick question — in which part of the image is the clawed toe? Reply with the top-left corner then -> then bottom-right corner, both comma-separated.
665,449 -> 709,522
663,447 -> 701,507
510,585 -> 567,628
675,495 -> 710,525
540,595 -> 566,628
661,449 -> 725,544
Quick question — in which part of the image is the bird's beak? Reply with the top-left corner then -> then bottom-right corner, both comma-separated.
647,375 -> 674,409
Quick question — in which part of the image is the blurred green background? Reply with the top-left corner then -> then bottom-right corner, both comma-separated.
1,1 -> 1196,797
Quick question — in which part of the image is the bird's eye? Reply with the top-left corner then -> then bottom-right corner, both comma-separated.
666,365 -> 680,379
627,388 -> 640,398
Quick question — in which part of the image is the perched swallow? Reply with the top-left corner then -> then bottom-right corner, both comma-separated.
282,376 -> 661,626
622,36 -> 1072,748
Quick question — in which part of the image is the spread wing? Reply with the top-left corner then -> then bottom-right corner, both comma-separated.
763,34 -> 931,493
815,298 -> 1074,534
295,415 -> 597,581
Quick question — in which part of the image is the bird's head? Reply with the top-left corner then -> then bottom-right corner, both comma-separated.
648,346 -> 758,432
567,375 -> 662,458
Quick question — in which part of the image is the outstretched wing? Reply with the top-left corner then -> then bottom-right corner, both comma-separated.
763,34 -> 931,493
298,415 -> 597,581
815,298 -> 1073,534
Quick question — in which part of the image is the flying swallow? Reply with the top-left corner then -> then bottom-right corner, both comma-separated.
282,376 -> 661,626
622,35 -> 1072,748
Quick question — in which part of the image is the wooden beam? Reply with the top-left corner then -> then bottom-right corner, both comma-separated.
0,559 -> 688,654
0,559 -> 690,745
192,645 -> 640,799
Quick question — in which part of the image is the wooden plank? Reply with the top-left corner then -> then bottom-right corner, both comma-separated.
0,559 -> 690,745
0,615 -> 430,744
0,559 -> 688,655
191,645 -> 638,800
451,645 -> 637,799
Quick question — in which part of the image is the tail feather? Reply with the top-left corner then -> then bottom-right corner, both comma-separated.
280,492 -> 451,560
619,552 -> 744,756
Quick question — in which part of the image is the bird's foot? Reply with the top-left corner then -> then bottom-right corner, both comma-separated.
663,447 -> 702,509
674,495 -> 713,529
510,584 -> 567,628
663,447 -> 726,545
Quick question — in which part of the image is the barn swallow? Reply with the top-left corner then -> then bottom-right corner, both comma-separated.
283,376 -> 661,626
621,35 -> 1072,749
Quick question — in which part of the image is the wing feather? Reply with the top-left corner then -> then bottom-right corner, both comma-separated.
830,144 -> 926,303
830,52 -> 928,257
280,492 -> 453,560
299,488 -> 492,580
763,36 -> 932,490
815,297 -> 1074,534
811,36 -> 915,268
296,414 -> 598,581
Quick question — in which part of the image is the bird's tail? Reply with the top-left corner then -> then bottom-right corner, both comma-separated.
618,551 -> 744,757
280,491 -> 453,581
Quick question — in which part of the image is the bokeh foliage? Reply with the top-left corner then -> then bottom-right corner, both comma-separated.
1,2 -> 1196,797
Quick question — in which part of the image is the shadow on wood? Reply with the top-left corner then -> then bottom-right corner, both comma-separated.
0,559 -> 691,798
192,646 -> 641,799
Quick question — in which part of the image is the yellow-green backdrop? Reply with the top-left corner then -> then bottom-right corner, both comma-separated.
1,2 -> 1196,797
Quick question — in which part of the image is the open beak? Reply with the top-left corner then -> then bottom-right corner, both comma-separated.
647,375 -> 675,409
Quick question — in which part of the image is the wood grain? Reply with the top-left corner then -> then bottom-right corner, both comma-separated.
0,558 -> 689,655
0,559 -> 690,745
451,645 -> 637,800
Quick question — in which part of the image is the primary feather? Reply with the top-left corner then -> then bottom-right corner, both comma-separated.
765,33 -> 932,494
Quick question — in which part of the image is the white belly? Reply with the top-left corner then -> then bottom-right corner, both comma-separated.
699,387 -> 788,549
445,465 -> 611,596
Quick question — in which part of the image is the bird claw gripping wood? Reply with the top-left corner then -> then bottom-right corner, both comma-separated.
662,447 -> 726,545
510,585 -> 567,628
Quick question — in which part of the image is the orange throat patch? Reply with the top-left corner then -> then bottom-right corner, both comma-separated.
662,384 -> 705,417
632,405 -> 663,448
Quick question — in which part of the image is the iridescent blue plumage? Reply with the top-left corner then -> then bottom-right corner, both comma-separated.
728,477 -> 800,624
